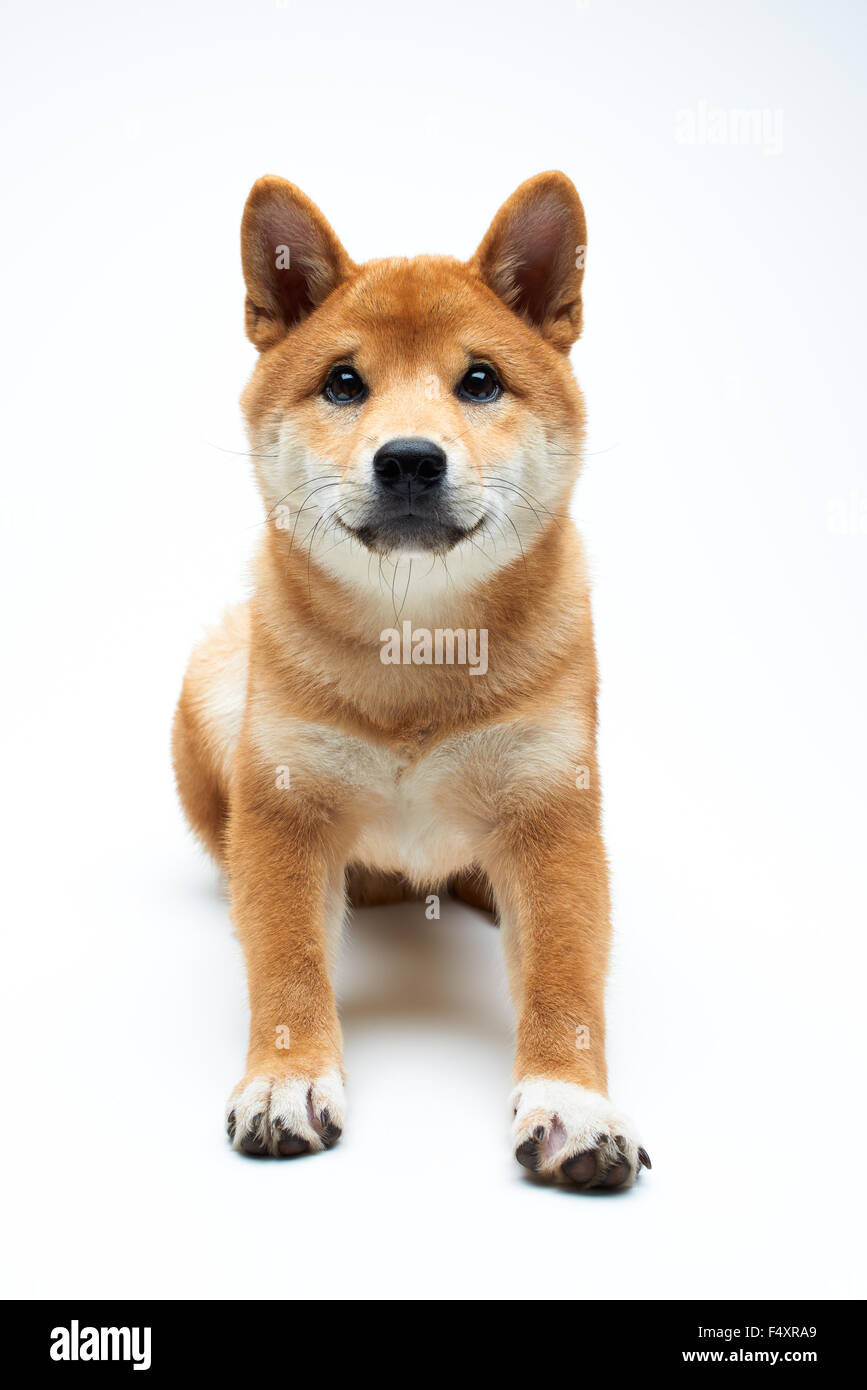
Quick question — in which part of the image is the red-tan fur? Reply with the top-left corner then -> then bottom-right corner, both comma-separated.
173,172 -> 647,1185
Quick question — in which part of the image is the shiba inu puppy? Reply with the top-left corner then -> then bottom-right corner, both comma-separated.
173,171 -> 650,1188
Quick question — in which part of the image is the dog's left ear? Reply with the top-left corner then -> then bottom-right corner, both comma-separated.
470,172 -> 587,351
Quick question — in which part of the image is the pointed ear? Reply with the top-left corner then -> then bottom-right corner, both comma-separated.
470,172 -> 587,352
240,177 -> 354,351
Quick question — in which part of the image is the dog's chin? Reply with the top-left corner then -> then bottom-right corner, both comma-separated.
336,512 -> 485,557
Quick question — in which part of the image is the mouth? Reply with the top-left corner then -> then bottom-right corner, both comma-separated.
335,510 -> 486,555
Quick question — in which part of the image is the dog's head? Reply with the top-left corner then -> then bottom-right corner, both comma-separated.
240,173 -> 587,589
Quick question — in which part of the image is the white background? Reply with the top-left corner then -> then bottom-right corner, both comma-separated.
1,0 -> 865,1300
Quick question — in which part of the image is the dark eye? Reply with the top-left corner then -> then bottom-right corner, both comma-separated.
324,365 -> 367,404
457,364 -> 502,403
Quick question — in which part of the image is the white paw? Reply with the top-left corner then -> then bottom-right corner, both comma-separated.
227,1068 -> 345,1158
510,1077 -> 650,1189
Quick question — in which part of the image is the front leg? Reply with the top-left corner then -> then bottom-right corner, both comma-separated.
224,760 -> 350,1158
484,803 -> 650,1190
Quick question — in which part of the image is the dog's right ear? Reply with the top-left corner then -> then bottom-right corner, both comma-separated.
471,172 -> 587,351
241,177 -> 354,351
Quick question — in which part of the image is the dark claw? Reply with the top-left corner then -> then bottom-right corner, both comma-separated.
532,1125 -> 546,1142
600,1158 -> 630,1189
515,1139 -> 541,1171
271,1119 -> 309,1157
561,1150 -> 597,1185
226,1110 -> 236,1141
240,1136 -> 269,1156
319,1109 -> 342,1149
239,1115 -> 268,1156
638,1146 -> 652,1170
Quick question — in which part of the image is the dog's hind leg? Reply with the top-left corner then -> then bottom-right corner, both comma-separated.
172,603 -> 250,866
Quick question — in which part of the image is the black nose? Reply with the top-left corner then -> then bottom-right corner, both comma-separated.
373,438 -> 447,491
